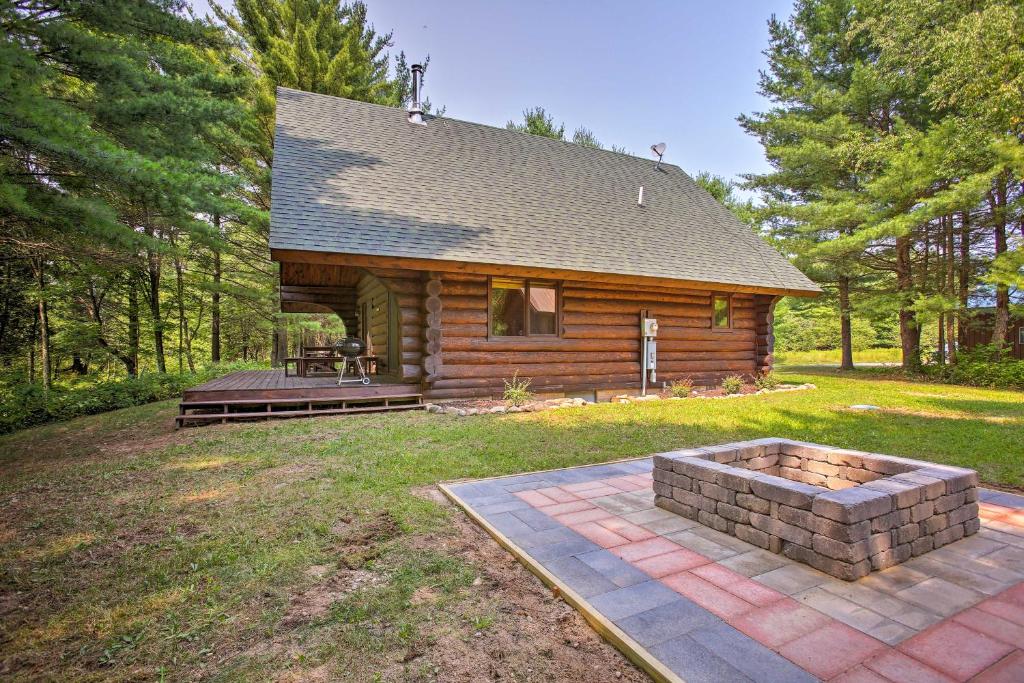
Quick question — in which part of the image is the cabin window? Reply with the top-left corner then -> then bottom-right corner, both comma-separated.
489,277 -> 559,337
1019,326 -> 1024,345
712,295 -> 731,329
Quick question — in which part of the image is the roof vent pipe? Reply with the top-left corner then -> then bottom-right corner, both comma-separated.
408,64 -> 425,125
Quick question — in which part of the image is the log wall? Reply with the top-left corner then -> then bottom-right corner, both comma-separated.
424,273 -> 765,400
277,260 -> 787,398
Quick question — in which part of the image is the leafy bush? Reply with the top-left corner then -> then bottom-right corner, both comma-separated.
721,375 -> 744,394
921,345 -> 1024,390
754,371 -> 782,391
502,371 -> 533,407
669,378 -> 693,398
0,362 -> 263,435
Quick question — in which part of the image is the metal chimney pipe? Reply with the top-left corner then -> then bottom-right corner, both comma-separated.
408,64 -> 425,125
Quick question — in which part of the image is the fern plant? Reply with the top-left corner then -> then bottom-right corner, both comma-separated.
502,371 -> 534,406
721,375 -> 744,395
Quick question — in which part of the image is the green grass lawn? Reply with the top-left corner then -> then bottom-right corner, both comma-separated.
775,347 -> 903,365
0,369 -> 1021,681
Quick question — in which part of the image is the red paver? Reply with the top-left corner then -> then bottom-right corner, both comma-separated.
514,489 -> 559,507
633,549 -> 709,578
977,597 -> 1024,627
574,484 -> 625,499
953,607 -> 1024,648
536,500 -> 594,516
622,474 -> 653,487
980,504 -> 1013,520
728,598 -> 832,649
595,517 -> 656,542
863,650 -> 956,683
554,507 -> 613,525
690,563 -> 786,606
603,476 -> 646,492
778,622 -> 886,680
610,537 -> 680,562
534,486 -> 580,504
1001,510 -> 1024,528
570,522 -> 630,548
562,480 -> 610,493
898,621 -> 1015,681
1000,582 -> 1024,605
831,666 -> 890,683
972,651 -> 1024,683
661,571 -> 756,620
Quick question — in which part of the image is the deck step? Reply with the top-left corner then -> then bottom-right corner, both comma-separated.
180,393 -> 422,408
175,402 -> 425,425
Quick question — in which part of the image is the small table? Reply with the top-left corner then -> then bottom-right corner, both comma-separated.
285,350 -> 380,377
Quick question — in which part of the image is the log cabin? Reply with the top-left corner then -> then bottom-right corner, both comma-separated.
268,75 -> 820,403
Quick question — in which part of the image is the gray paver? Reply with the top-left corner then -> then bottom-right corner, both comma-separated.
615,599 -> 718,647
575,549 -> 651,588
817,581 -> 942,631
940,534 -> 1008,559
689,622 -> 818,683
984,545 -> 1024,574
753,563 -> 829,595
588,580 -> 681,621
904,555 -> 1015,596
858,564 -> 930,593
543,556 -> 619,598
979,528 -> 1024,549
793,586 -> 914,644
486,511 -> 541,538
510,507 -> 564,532
509,526 -> 580,550
665,530 -> 740,560
592,493 -> 652,515
648,634 -> 754,683
896,577 -> 984,616
528,537 -> 601,562
717,549 -> 790,577
474,499 -> 531,515
622,507 -> 681,525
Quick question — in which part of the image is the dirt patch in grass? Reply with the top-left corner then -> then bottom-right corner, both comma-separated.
366,513 -> 648,683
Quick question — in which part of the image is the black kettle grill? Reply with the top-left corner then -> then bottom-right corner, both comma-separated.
334,337 -> 371,385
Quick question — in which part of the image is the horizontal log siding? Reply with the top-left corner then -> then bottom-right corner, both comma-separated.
366,269 -> 425,381
425,274 -> 760,399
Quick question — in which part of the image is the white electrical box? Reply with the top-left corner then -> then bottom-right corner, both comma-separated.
642,318 -> 659,337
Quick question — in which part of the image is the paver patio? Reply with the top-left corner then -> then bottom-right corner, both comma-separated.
445,457 -> 1024,682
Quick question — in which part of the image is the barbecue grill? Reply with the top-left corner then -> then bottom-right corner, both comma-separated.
335,337 -> 372,385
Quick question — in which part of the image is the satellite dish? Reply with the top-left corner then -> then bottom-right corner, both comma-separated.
651,142 -> 667,169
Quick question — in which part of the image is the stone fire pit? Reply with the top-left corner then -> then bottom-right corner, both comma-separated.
652,438 -> 980,580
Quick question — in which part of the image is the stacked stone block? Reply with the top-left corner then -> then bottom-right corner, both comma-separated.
653,438 -> 979,581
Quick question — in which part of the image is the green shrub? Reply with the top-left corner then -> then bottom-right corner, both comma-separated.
0,361 -> 263,435
721,375 -> 744,394
502,371 -> 533,407
669,378 -> 693,398
754,370 -> 782,391
921,345 -> 1024,390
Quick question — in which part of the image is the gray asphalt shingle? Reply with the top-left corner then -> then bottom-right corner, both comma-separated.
270,87 -> 820,294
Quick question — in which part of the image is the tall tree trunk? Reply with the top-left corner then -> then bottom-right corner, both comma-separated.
28,311 -> 37,383
896,235 -> 920,370
32,258 -> 51,390
945,214 -> 957,364
145,246 -> 166,373
127,277 -> 140,377
937,314 -> 945,365
989,180 -> 1009,351
211,213 -> 221,363
838,276 -> 854,370
957,211 -> 971,347
172,241 -> 188,374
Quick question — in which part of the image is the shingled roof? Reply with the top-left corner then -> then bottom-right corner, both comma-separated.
269,87 -> 819,295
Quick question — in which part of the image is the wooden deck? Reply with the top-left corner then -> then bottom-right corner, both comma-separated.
178,370 -> 423,427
